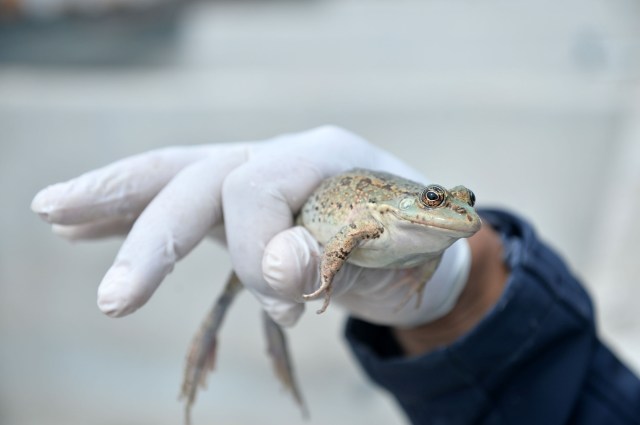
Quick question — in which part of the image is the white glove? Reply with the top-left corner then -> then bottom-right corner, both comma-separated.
31,126 -> 471,328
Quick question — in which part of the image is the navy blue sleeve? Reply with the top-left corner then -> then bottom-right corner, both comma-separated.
345,209 -> 640,425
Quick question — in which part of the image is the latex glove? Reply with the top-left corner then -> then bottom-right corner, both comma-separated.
31,126 -> 471,328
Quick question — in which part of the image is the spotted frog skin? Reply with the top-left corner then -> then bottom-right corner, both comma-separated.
181,168 -> 480,424
298,168 -> 481,313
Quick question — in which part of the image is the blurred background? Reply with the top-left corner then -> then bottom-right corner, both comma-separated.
1,0 -> 640,424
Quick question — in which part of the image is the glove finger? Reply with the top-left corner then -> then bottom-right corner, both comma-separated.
51,216 -> 136,240
253,293 -> 306,328
262,226 -> 321,301
52,219 -> 229,245
263,226 -> 360,301
97,152 -> 246,317
31,145 -> 223,226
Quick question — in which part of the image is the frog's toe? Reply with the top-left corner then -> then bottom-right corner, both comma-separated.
302,281 -> 329,300
302,290 -> 321,300
315,292 -> 332,314
302,282 -> 333,314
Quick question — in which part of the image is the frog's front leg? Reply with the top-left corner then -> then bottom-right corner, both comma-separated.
303,219 -> 384,314
393,257 -> 442,311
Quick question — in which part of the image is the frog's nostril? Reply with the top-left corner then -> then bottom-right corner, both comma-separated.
454,206 -> 467,214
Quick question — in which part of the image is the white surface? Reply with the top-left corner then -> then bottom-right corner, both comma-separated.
1,1 -> 640,424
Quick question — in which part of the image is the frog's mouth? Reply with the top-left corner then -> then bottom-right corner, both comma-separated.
393,213 -> 481,237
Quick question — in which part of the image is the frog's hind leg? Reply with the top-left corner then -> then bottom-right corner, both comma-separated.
262,312 -> 309,418
180,272 -> 243,425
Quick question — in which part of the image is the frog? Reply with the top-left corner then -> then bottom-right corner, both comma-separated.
180,168 -> 481,424
297,168 -> 481,313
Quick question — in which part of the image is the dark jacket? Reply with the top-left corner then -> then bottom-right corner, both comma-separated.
345,209 -> 640,424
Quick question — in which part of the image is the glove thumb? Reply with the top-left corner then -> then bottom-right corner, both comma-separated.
262,226 -> 324,302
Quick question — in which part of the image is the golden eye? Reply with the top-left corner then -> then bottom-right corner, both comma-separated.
420,185 -> 446,208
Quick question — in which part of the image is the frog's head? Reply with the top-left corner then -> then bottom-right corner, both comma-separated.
388,184 -> 481,238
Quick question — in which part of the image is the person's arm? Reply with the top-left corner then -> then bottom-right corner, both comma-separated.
393,223 -> 509,356
345,209 -> 640,425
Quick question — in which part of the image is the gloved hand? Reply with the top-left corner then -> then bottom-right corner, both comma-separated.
31,126 -> 472,328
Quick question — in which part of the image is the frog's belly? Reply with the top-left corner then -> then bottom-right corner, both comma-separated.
347,248 -> 436,269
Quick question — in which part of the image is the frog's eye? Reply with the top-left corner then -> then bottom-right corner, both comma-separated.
468,190 -> 476,207
420,185 -> 447,208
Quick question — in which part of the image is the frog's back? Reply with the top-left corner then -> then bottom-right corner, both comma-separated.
298,169 -> 423,240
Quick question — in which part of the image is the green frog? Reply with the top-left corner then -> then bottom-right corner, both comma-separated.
180,168 -> 481,424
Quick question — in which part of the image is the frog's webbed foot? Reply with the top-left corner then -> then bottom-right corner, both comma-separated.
302,220 -> 384,314
180,272 -> 243,425
393,258 -> 442,312
262,312 -> 309,418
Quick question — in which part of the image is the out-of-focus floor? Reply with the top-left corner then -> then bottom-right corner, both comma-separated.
1,1 -> 640,424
